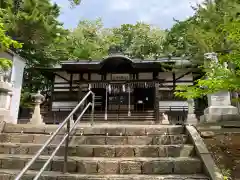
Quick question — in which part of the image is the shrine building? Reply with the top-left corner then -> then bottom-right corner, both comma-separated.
31,55 -> 204,124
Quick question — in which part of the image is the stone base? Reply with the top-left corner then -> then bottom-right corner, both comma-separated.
161,119 -> 170,125
0,108 -> 13,123
201,105 -> 239,123
28,121 -> 45,125
200,114 -> 240,123
204,105 -> 238,115
186,114 -> 198,125
28,115 -> 45,125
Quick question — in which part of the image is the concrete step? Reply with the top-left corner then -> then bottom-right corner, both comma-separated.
0,134 -> 189,145
3,124 -> 185,136
0,155 -> 203,174
0,143 -> 195,157
0,169 -> 210,180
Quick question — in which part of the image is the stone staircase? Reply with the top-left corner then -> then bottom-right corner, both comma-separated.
0,123 -> 211,180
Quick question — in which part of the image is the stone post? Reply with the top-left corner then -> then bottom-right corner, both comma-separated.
0,75 -> 13,123
28,91 -> 45,125
161,113 -> 170,124
186,99 -> 198,125
200,53 -> 239,123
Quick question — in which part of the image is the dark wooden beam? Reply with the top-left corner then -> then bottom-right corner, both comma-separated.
54,79 -> 193,85
54,72 -> 69,82
175,70 -> 192,81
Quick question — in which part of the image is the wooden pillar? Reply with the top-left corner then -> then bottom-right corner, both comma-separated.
155,82 -> 160,122
153,72 -> 160,122
78,73 -> 83,101
172,72 -> 176,90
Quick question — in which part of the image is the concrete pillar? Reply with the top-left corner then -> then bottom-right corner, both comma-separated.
186,99 -> 198,125
28,91 -> 45,125
0,75 -> 13,123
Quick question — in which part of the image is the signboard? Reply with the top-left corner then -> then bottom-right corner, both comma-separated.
210,92 -> 231,106
111,74 -> 130,81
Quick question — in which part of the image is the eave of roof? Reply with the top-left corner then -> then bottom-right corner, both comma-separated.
60,57 -> 190,65
7,50 -> 27,63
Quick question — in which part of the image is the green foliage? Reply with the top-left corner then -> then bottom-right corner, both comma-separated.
66,20 -> 166,60
111,22 -> 166,59
171,0 -> 240,98
69,0 -> 81,7
0,18 -> 22,71
1,0 -> 68,64
222,168 -> 232,180
67,19 -> 111,60
0,0 -> 69,107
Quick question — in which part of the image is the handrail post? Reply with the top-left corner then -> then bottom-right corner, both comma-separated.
63,117 -> 70,173
91,93 -> 95,126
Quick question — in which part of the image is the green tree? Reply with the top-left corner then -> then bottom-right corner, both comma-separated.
1,0 -> 68,65
172,0 -> 240,98
66,21 -> 166,60
0,0 -> 70,107
67,19 -> 112,60
0,18 -> 22,71
112,22 -> 166,59
165,0 -> 240,63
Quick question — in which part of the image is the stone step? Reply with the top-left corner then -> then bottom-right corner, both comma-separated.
82,115 -> 155,118
78,120 -> 157,125
0,143 -> 195,157
0,169 -> 210,180
0,155 -> 203,174
0,134 -> 189,145
81,117 -> 156,121
83,115 -> 155,117
3,124 -> 185,136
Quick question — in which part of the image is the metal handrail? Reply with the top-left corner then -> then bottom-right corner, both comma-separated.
15,90 -> 95,180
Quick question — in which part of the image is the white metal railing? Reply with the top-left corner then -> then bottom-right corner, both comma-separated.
15,90 -> 95,180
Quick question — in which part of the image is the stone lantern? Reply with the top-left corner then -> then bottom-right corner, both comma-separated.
28,91 -> 45,125
0,75 -> 13,123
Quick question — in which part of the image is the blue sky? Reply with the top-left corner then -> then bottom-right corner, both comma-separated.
53,0 -> 203,30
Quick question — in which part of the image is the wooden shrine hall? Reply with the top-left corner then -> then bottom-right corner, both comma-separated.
30,55 -> 197,124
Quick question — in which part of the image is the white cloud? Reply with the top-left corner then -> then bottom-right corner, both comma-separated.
54,0 -> 205,29
109,0 -> 133,11
108,0 -> 205,28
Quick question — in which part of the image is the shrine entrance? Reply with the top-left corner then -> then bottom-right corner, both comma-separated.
91,83 -> 155,114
